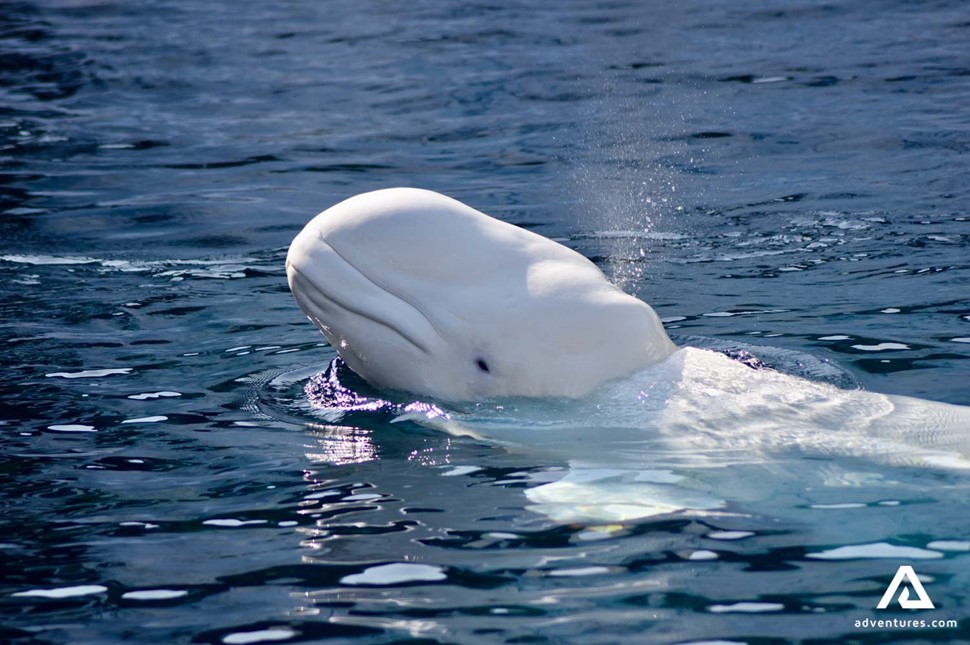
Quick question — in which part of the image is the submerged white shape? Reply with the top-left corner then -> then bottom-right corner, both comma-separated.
121,416 -> 168,424
410,346 -> 970,524
633,470 -> 684,484
806,542 -> 943,560
222,627 -> 298,645
919,453 -> 970,470
340,563 -> 446,586
122,589 -> 188,600
524,465 -> 725,524
286,188 -> 675,401
46,368 -> 132,379
13,585 -> 107,598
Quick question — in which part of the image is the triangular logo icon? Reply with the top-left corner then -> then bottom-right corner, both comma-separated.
876,565 -> 935,610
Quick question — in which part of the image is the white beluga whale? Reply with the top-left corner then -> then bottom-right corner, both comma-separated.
287,188 -> 970,524
286,187 -> 676,401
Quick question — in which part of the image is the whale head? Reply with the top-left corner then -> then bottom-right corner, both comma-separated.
286,188 -> 676,401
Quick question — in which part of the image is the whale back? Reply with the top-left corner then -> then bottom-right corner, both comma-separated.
286,188 -> 676,400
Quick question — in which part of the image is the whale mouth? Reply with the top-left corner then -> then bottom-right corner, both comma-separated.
288,264 -> 433,356
286,235 -> 443,357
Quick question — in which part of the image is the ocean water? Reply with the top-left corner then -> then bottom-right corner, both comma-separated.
1,1 -> 968,643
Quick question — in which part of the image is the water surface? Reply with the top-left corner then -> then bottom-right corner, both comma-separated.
2,1 -> 968,643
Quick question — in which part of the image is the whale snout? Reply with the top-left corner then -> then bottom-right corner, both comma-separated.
287,238 -> 435,355
286,224 -> 450,393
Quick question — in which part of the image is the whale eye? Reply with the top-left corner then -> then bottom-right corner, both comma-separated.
475,358 -> 490,374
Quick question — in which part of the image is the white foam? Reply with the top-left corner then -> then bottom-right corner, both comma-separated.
46,368 -> 133,379
441,465 -> 482,477
128,391 -> 181,400
806,542 -> 942,560
688,550 -> 718,561
342,493 -> 381,501
707,531 -> 755,541
1,254 -> 99,265
222,627 -> 298,644
303,491 -> 339,500
122,589 -> 188,601
13,585 -> 107,598
203,519 -> 268,528
340,563 -> 446,586
47,424 -> 96,433
708,602 -> 784,613
926,540 -> 970,552
548,566 -> 610,577
850,343 -> 909,352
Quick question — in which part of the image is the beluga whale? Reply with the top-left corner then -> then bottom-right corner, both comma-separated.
286,187 -> 676,401
286,187 -> 970,523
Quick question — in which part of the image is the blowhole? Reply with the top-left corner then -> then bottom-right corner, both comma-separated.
475,359 -> 490,373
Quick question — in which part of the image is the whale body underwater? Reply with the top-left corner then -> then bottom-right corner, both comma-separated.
286,187 -> 970,522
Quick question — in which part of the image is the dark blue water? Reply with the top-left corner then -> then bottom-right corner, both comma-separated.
2,1 -> 968,643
